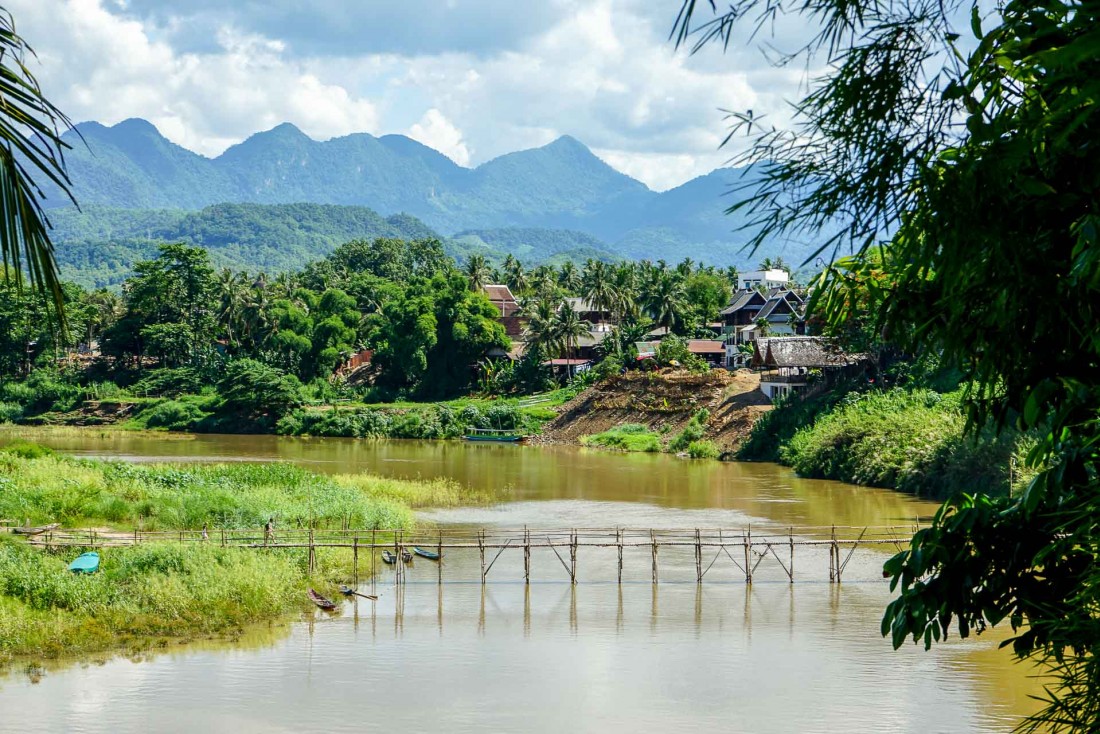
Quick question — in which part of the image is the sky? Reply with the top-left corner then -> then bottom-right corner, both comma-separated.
8,0 -> 807,191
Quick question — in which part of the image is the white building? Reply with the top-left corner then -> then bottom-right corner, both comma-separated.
739,269 -> 790,291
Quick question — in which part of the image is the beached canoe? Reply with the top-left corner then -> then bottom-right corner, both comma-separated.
68,552 -> 100,574
381,550 -> 397,565
308,588 -> 338,611
413,547 -> 441,561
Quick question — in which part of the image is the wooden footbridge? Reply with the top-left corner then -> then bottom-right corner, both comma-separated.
20,524 -> 921,585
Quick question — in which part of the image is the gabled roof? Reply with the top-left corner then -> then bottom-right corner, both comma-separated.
687,339 -> 726,354
564,297 -> 609,314
719,289 -> 767,316
483,284 -> 516,303
752,336 -> 858,369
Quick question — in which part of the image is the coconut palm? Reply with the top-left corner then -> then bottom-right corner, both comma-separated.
522,299 -> 559,354
215,269 -> 248,348
758,257 -> 776,271
0,11 -> 77,318
464,254 -> 491,291
503,256 -> 528,295
580,260 -> 616,319
551,301 -> 591,378
641,270 -> 689,333
558,261 -> 580,292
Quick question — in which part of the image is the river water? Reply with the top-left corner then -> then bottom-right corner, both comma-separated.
0,433 -> 1040,732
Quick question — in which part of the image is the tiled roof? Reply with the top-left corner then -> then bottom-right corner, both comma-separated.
687,339 -> 726,354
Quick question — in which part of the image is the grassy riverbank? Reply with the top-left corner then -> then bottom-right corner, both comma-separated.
0,443 -> 491,664
580,409 -> 721,459
738,386 -> 1031,499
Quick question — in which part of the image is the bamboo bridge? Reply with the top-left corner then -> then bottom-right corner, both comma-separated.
17,525 -> 921,585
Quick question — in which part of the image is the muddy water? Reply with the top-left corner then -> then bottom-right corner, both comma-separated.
0,432 -> 1041,733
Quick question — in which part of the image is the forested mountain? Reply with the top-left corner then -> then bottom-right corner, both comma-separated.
49,203 -> 440,287
46,119 -> 816,268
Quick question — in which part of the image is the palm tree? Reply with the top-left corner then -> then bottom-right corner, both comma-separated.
551,301 -> 591,378
676,258 -> 695,277
530,264 -> 556,297
504,256 -> 528,295
215,269 -> 247,348
522,299 -> 559,354
558,261 -> 580,292
641,270 -> 689,333
0,11 -> 77,318
758,257 -> 777,271
772,257 -> 791,275
464,254 -> 491,291
581,260 -> 616,320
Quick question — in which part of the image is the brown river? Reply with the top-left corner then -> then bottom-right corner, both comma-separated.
0,433 -> 1041,732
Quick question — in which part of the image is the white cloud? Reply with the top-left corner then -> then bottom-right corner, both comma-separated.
8,0 -> 807,188
408,109 -> 470,166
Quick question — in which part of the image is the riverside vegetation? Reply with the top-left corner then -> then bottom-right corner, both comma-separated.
0,441 -> 492,664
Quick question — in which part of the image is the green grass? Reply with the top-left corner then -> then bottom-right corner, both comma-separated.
775,388 -> 1022,499
581,424 -> 662,453
0,446 -> 495,664
0,536 -> 311,662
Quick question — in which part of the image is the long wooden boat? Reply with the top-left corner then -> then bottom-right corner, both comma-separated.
381,550 -> 397,565
401,549 -> 413,563
14,523 -> 59,536
462,428 -> 525,443
308,588 -> 338,611
68,551 -> 100,574
413,547 -> 441,561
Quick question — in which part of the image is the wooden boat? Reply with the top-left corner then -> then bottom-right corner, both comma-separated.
308,588 -> 338,611
401,549 -> 413,563
462,428 -> 525,443
413,547 -> 441,561
14,523 -> 59,536
68,551 -> 100,574
381,550 -> 397,565
339,584 -> 377,601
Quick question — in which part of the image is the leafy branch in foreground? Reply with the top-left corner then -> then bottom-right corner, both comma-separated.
673,0 -> 1100,730
0,7 -> 75,321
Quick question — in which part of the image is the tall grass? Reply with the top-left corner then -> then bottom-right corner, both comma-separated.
0,452 -> 420,530
777,389 -> 1020,498
0,536 -> 312,662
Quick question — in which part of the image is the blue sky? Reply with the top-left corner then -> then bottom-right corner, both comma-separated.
9,0 -> 806,190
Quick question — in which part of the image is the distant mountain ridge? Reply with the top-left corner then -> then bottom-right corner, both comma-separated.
48,118 -> 812,267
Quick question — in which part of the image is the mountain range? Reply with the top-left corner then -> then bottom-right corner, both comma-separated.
46,118 -> 814,282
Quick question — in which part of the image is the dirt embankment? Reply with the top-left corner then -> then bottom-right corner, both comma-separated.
538,369 -> 773,454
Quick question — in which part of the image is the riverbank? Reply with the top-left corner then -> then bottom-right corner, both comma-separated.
539,369 -> 772,457
737,384 -> 1033,499
0,443 -> 493,664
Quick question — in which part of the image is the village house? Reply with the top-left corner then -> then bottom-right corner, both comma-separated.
563,297 -> 614,331
719,288 -> 806,367
738,268 -> 790,291
751,336 -> 861,401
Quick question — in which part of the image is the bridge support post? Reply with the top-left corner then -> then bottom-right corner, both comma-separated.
617,528 -> 623,584
744,529 -> 751,584
651,530 -> 658,585
569,530 -> 577,584
523,526 -> 530,585
789,528 -> 794,584
479,530 -> 486,584
353,535 -> 359,585
438,531 -> 443,585
695,528 -> 702,583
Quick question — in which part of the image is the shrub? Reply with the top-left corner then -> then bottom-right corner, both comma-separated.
141,400 -> 208,430
685,440 -> 720,459
218,360 -> 303,418
0,441 -> 54,459
0,401 -> 22,423
581,424 -> 662,452
669,408 -> 710,452
130,368 -> 205,398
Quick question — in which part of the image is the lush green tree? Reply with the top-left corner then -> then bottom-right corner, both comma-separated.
369,273 -> 508,397
102,244 -> 216,367
558,261 -> 581,292
218,359 -> 302,418
551,302 -> 591,374
685,270 -> 730,329
676,0 -> 1100,727
581,259 -> 617,318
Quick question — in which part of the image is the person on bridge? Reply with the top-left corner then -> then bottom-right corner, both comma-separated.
264,518 -> 275,545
